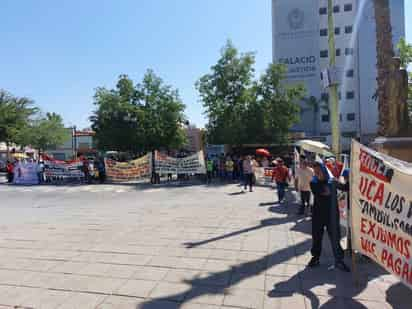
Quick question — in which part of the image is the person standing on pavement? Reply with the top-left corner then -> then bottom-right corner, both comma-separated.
308,162 -> 350,272
206,157 -> 214,184
6,160 -> 14,183
272,158 -> 290,204
242,156 -> 254,192
225,156 -> 234,182
295,156 -> 314,215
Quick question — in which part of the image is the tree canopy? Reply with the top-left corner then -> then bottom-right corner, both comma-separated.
91,70 -> 187,154
18,113 -> 69,152
196,41 -> 305,145
0,90 -> 38,146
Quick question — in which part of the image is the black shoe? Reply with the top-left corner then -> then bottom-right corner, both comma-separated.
297,208 -> 305,215
335,261 -> 350,272
308,257 -> 320,268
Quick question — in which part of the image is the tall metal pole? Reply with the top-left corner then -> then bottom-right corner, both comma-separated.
328,0 -> 341,155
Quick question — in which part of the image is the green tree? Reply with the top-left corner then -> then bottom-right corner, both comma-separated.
397,37 -> 412,69
91,75 -> 145,154
91,72 -> 187,154
196,41 -> 255,145
19,113 -> 69,153
255,64 -> 305,144
0,90 -> 38,152
135,70 -> 187,151
197,41 -> 305,145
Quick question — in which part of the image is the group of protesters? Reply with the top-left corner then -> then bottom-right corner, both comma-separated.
5,156 -> 107,185
206,151 -> 351,272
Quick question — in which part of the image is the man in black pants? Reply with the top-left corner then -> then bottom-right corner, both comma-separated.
308,162 -> 349,272
242,156 -> 254,192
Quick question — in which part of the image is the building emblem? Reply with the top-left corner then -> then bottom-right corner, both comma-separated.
288,8 -> 304,30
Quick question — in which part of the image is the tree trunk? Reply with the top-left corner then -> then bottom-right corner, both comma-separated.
374,0 -> 394,136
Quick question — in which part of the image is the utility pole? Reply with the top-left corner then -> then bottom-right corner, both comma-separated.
328,0 -> 341,155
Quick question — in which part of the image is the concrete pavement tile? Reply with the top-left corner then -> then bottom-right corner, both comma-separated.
50,261 -> 89,274
265,275 -> 301,293
343,298 -> 389,309
136,300 -> 181,309
208,250 -> 239,261
237,251 -> 266,262
149,256 -> 181,268
0,286 -> 40,307
266,263 -> 302,277
116,279 -> 158,298
184,249 -> 212,259
301,293 -> 345,309
223,288 -> 264,309
0,269 -> 35,286
132,266 -> 169,281
190,271 -> 231,287
97,295 -> 144,308
111,254 -> 153,266
22,259 -> 61,272
163,269 -> 199,283
229,273 -> 266,290
301,280 -> 338,297
181,302 -> 220,309
185,286 -> 225,306
263,291 -> 307,309
56,292 -> 107,309
179,257 -> 207,270
149,282 -> 190,301
203,260 -> 235,272
19,289 -> 73,309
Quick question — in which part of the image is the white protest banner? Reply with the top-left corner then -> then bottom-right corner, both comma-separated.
155,152 -> 178,175
155,151 -> 206,175
351,140 -> 412,289
44,160 -> 84,183
105,153 -> 152,183
255,167 -> 273,186
178,151 -> 206,174
13,162 -> 39,185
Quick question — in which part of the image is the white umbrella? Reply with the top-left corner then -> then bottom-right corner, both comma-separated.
295,140 -> 333,157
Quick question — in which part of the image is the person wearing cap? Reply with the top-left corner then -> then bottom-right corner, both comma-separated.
295,155 -> 314,215
308,162 -> 350,272
272,158 -> 290,204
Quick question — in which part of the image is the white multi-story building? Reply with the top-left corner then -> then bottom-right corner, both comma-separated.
272,0 -> 405,149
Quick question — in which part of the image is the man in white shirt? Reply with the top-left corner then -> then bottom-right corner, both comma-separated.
295,156 -> 314,215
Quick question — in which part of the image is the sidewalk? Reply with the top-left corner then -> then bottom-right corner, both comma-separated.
0,184 -> 410,308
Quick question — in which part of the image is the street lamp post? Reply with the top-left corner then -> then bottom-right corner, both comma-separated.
328,0 -> 341,155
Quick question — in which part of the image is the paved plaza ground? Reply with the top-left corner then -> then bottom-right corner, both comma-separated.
0,176 -> 412,308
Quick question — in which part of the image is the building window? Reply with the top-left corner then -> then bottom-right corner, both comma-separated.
321,93 -> 329,102
346,69 -> 354,77
346,91 -> 355,99
320,29 -> 328,36
333,5 -> 340,13
345,25 -> 353,34
344,4 -> 353,12
322,114 -> 330,122
335,27 -> 341,35
347,113 -> 356,121
319,7 -> 327,15
340,114 -> 343,122
338,92 -> 342,100
320,50 -> 329,58
336,48 -> 341,56
345,48 -> 354,55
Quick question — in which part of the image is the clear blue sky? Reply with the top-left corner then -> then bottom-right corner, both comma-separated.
1,1 -> 411,129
